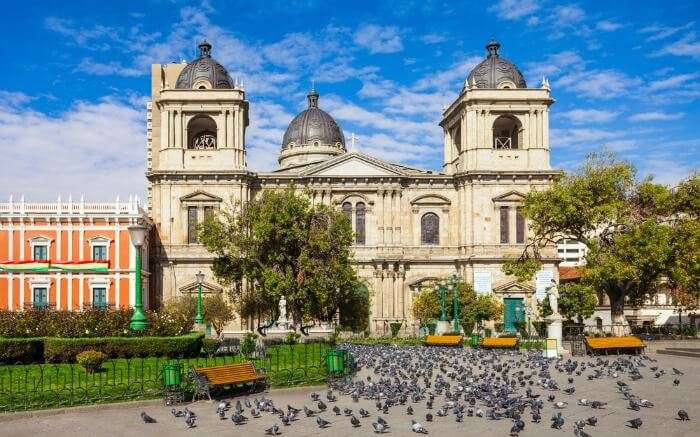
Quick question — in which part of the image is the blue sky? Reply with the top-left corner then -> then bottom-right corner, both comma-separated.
1,0 -> 699,201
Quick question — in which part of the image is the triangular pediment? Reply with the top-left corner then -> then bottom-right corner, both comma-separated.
179,280 -> 223,294
493,280 -> 534,293
411,194 -> 451,206
492,191 -> 527,203
180,190 -> 223,202
304,152 -> 406,177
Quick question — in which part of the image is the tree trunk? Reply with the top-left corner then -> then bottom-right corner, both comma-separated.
607,288 -> 630,336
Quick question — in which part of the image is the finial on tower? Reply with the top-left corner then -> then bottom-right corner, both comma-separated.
486,39 -> 500,57
198,39 -> 212,58
307,83 -> 319,108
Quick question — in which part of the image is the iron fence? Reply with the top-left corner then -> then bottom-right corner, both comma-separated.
0,341 -> 331,412
562,324 -> 699,340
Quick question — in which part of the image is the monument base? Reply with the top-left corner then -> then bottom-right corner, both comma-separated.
435,320 -> 451,335
545,313 -> 564,356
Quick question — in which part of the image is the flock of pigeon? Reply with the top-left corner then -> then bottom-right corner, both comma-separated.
140,345 -> 693,435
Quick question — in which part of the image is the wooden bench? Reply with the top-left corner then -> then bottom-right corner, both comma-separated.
480,337 -> 518,349
585,336 -> 646,355
424,335 -> 463,346
190,362 -> 267,400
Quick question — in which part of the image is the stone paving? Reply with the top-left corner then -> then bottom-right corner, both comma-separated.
1,350 -> 698,437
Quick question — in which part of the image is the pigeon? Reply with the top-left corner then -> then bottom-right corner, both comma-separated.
318,401 -> 328,411
350,415 -> 361,427
674,378 -> 680,386
551,412 -> 564,429
672,367 -> 684,375
343,408 -> 353,416
251,408 -> 261,418
426,413 -> 433,422
304,406 -> 315,417
411,419 -> 429,434
586,416 -> 598,426
564,386 -> 576,395
554,401 -> 568,409
171,408 -> 184,417
372,422 -> 388,433
377,417 -> 390,429
359,408 -> 371,418
627,418 -> 643,429
217,408 -> 226,420
590,401 -> 607,409
265,424 -> 280,435
140,411 -> 157,423
185,415 -> 196,428
316,416 -> 331,428
332,406 -> 341,415
677,410 -> 690,421
407,406 -> 414,415
231,412 -> 246,425
311,392 -> 320,401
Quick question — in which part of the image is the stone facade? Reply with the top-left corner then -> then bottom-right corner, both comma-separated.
147,41 -> 561,334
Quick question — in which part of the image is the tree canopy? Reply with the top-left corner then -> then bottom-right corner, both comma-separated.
198,188 -> 364,329
503,151 -> 699,329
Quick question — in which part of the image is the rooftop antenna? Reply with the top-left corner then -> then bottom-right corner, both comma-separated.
350,132 -> 359,151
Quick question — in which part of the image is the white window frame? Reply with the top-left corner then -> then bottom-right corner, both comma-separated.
29,277 -> 51,309
88,236 -> 111,261
89,278 -> 111,309
29,236 -> 51,261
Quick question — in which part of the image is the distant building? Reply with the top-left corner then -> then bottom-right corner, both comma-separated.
556,238 -> 587,266
0,197 -> 150,311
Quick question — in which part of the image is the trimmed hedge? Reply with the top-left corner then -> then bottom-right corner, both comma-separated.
0,337 -> 45,364
44,332 -> 204,363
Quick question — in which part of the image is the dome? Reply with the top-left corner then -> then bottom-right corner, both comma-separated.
175,40 -> 235,89
279,89 -> 346,168
466,40 -> 527,89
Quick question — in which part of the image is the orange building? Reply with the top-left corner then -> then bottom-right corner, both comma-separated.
0,196 -> 150,311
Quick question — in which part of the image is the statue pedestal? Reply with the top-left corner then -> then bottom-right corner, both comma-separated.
435,320 -> 451,335
545,313 -> 564,357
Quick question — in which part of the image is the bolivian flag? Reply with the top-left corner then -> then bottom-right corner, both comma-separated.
0,261 -> 50,271
51,261 -> 109,273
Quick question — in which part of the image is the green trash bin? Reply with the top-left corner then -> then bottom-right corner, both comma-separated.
162,363 -> 183,387
470,334 -> 480,348
326,350 -> 346,375
427,323 -> 437,335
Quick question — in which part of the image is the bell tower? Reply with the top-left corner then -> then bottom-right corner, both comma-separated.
439,40 -> 554,173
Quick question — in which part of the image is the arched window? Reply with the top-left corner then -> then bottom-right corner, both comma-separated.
355,202 -> 366,245
421,212 -> 439,245
492,115 -> 521,149
342,202 -> 352,222
187,115 -> 217,149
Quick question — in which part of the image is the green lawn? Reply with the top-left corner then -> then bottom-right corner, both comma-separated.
0,342 -> 331,412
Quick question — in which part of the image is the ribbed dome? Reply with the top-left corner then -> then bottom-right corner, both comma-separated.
279,89 -> 345,168
466,40 -> 526,89
282,90 -> 345,150
175,40 -> 235,90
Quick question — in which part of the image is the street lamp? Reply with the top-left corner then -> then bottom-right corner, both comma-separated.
128,224 -> 148,331
436,282 -> 447,322
195,270 -> 205,325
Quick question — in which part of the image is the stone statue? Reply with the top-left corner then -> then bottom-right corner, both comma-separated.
278,295 -> 288,324
546,279 -> 559,315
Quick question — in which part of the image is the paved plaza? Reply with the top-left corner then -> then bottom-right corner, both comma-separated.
1,348 -> 697,437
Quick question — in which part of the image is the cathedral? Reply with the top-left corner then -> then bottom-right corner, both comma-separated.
146,39 -> 560,335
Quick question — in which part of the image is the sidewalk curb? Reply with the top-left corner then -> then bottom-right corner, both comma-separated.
0,384 -> 327,422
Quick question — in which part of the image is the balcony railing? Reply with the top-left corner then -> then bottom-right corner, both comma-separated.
494,137 -> 512,149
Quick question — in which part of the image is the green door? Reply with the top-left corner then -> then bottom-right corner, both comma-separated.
503,298 -> 524,332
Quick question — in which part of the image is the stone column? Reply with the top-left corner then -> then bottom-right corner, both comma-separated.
160,109 -> 169,148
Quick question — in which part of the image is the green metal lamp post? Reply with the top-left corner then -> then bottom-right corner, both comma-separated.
449,275 -> 460,332
128,224 -> 149,331
195,270 -> 205,325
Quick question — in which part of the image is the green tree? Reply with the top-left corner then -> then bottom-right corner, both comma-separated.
503,153 -> 699,332
411,288 -> 440,325
198,188 -> 363,328
339,283 -> 371,332
203,293 -> 235,336
558,283 -> 598,323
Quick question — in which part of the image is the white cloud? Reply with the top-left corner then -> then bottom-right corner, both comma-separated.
488,0 -> 540,21
560,109 -> 618,124
628,111 -> 684,121
420,33 -> 447,44
0,94 -> 145,201
650,32 -> 700,59
647,72 -> 700,91
525,51 -> 586,80
353,24 -> 403,54
76,59 -> 142,77
596,20 -> 624,32
555,69 -> 641,99
639,22 -> 695,42
246,100 -> 294,171
551,4 -> 586,25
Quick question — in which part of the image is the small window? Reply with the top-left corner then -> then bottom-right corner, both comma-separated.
92,287 -> 107,309
342,202 -> 352,222
33,287 -> 48,309
355,202 -> 366,245
421,213 -> 440,245
500,206 -> 509,244
187,115 -> 217,149
188,206 -> 199,244
33,245 -> 48,261
92,245 -> 108,261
